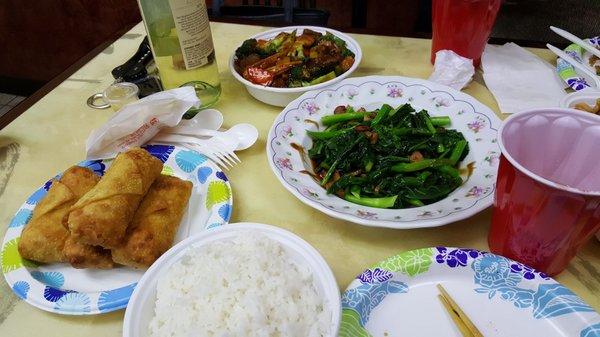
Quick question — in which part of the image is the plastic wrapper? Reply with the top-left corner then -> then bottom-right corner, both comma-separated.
428,50 -> 475,90
86,87 -> 200,160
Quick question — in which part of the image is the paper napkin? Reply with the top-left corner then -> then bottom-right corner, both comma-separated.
428,50 -> 475,90
482,43 -> 566,114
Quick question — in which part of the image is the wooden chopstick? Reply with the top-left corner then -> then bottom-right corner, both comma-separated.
438,294 -> 474,337
437,284 -> 484,337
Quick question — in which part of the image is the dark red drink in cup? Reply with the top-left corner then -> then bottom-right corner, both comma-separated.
489,108 -> 600,276
431,0 -> 502,67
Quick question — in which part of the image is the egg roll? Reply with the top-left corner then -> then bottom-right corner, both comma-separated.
18,166 -> 100,263
67,147 -> 163,248
111,175 -> 192,268
62,235 -> 114,269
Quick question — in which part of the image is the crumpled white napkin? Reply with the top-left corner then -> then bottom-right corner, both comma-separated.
428,50 -> 475,90
86,86 -> 200,160
482,43 -> 566,114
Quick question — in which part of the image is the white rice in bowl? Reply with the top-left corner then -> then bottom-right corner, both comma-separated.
149,233 -> 331,337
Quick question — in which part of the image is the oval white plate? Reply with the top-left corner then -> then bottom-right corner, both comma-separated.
267,75 -> 502,229
1,144 -> 233,315
341,247 -> 600,337
123,222 -> 341,337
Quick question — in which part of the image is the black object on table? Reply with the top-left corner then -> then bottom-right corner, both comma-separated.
111,37 -> 162,98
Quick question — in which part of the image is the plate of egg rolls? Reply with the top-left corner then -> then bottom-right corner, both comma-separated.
1,145 -> 233,314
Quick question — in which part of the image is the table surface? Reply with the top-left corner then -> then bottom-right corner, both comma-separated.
0,22 -> 598,337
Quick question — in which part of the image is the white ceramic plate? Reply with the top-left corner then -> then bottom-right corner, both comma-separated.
341,247 -> 600,337
1,144 -> 233,315
123,222 -> 341,337
229,26 -> 362,106
267,75 -> 502,229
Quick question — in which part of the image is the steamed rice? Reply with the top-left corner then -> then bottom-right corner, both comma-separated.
149,233 -> 331,337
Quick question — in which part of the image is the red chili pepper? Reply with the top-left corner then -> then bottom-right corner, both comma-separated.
244,67 -> 273,86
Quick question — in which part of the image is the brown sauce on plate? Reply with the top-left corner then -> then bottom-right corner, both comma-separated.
304,119 -> 319,128
291,142 -> 321,181
459,162 -> 476,181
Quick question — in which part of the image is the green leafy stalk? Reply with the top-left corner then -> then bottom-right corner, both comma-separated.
365,160 -> 374,172
371,104 -> 392,126
437,165 -> 460,179
321,161 -> 339,186
449,140 -> 467,165
325,123 -> 342,132
417,171 -> 431,183
431,116 -> 451,127
344,194 -> 398,208
405,198 -> 425,207
321,112 -> 367,126
418,111 -> 436,134
392,128 -> 433,136
350,185 -> 361,198
391,159 -> 436,172
307,128 -> 351,140
321,135 -> 364,185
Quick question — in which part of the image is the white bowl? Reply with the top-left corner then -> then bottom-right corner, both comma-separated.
559,88 -> 600,109
123,222 -> 341,337
229,26 -> 362,107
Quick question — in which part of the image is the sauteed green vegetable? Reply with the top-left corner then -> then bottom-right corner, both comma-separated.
307,104 -> 469,209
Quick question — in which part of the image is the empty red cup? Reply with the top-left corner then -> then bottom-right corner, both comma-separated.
489,108 -> 600,276
431,0 -> 501,67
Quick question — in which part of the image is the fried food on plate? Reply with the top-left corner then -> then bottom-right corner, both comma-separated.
573,98 -> 600,114
68,147 -> 163,248
18,166 -> 100,263
112,175 -> 192,268
62,235 -> 115,269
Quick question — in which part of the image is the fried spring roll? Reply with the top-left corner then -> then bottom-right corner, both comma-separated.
111,175 -> 192,268
18,166 -> 100,263
67,148 -> 163,248
62,235 -> 114,269
68,148 -> 163,248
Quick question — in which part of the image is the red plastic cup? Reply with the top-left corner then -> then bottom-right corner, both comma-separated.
489,108 -> 600,276
431,0 -> 501,67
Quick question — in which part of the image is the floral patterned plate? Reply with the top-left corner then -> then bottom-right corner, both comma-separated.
267,75 -> 502,228
557,36 -> 600,91
341,247 -> 600,337
1,144 -> 233,315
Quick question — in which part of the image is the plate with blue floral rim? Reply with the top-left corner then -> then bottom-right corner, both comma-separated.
557,36 -> 600,91
1,144 -> 233,315
340,247 -> 600,337
267,75 -> 502,229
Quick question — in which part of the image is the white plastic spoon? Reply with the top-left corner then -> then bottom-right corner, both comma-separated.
202,123 -> 259,151
164,108 -> 224,135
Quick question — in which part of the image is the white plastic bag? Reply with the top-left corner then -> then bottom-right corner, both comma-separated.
86,87 -> 200,160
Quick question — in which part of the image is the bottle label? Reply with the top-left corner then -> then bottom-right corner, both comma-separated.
169,0 -> 214,70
